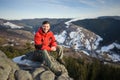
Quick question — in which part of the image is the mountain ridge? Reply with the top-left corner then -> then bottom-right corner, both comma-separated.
72,16 -> 120,45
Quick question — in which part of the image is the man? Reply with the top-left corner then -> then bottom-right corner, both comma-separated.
34,21 -> 65,73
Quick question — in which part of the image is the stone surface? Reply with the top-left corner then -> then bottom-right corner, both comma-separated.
0,50 -> 73,80
0,50 -> 20,80
40,71 -> 55,80
0,50 -> 7,58
57,74 -> 73,80
15,70 -> 33,80
32,67 -> 45,79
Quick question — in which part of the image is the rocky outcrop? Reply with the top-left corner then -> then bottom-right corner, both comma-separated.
0,50 -> 73,80
0,50 -> 19,80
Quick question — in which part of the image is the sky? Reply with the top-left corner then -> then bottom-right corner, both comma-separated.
0,0 -> 120,20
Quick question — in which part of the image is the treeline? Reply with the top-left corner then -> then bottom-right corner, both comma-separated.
64,57 -> 120,80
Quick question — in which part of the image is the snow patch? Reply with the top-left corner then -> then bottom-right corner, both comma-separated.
13,55 -> 35,66
3,22 -> 23,28
95,35 -> 103,47
101,42 -> 120,52
55,30 -> 67,44
113,43 -> 120,49
69,32 -> 77,38
108,54 -> 120,62
81,50 -> 90,56
85,39 -> 91,50
65,18 -> 82,28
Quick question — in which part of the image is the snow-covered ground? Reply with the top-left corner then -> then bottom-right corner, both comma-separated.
13,55 -> 32,65
12,55 -> 40,66
55,18 -> 103,51
99,42 -> 120,52
3,22 -> 23,28
109,53 -> 120,62
55,18 -> 120,62
96,42 -> 120,62
65,18 -> 82,28
55,30 -> 67,44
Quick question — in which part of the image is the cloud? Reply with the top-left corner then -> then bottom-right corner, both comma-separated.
78,0 -> 106,7
96,0 -> 106,4
78,0 -> 97,7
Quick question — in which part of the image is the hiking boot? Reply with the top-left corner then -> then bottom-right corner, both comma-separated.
57,58 -> 65,65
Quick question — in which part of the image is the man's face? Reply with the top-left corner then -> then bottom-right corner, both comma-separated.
42,23 -> 50,33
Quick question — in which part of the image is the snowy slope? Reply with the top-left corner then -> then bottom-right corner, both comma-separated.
3,22 -> 23,28
55,18 -> 103,51
55,18 -> 120,63
96,42 -> 120,62
101,43 -> 120,52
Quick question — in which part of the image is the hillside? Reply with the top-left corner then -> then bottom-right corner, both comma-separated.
72,17 -> 120,45
0,19 -> 34,49
0,50 -> 72,80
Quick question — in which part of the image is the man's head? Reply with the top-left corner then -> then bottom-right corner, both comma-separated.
42,21 -> 50,33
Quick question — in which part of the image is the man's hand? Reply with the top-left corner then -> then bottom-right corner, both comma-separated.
51,47 -> 56,51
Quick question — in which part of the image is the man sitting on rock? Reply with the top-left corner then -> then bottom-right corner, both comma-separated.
34,21 -> 66,75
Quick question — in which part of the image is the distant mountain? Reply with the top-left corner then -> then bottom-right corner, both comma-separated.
0,19 -> 23,28
9,18 -> 71,33
98,16 -> 120,20
55,23 -> 102,51
0,19 -> 34,48
55,17 -> 120,62
72,16 -> 120,45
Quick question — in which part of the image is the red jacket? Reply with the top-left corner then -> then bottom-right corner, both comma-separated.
34,27 -> 57,51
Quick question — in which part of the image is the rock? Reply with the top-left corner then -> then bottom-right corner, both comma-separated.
40,71 -> 55,80
0,50 -> 73,80
32,67 -> 45,79
57,74 -> 73,80
0,50 -> 7,58
0,60 -> 11,80
15,70 -> 33,80
0,50 -> 20,80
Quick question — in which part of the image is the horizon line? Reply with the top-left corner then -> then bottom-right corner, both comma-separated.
0,15 -> 119,20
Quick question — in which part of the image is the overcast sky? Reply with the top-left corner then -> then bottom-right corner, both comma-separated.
0,0 -> 120,20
